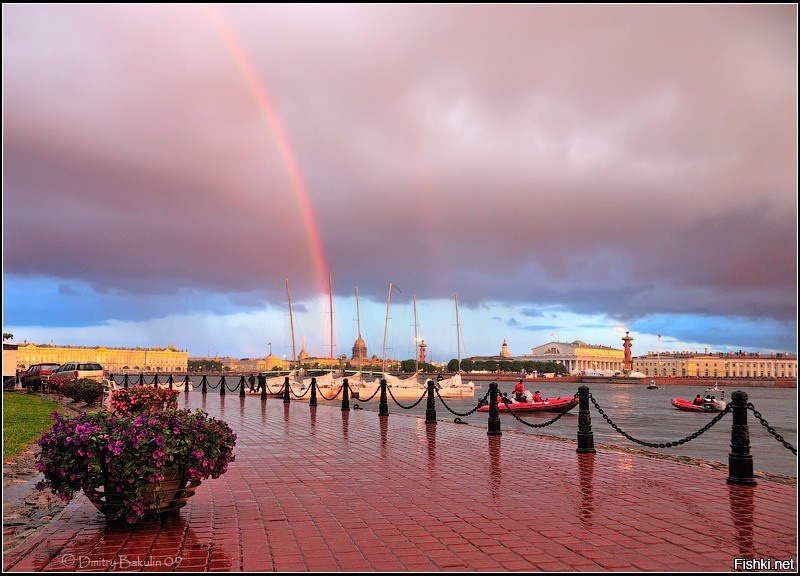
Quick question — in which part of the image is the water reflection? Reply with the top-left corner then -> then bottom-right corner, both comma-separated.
260,399 -> 267,424
380,416 -> 388,456
425,423 -> 436,475
309,405 -> 317,433
341,410 -> 349,441
577,453 -> 595,527
487,436 -> 502,500
728,484 -> 755,558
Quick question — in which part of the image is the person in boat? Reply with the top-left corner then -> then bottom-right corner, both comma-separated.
513,380 -> 526,402
693,394 -> 703,406
435,373 -> 443,390
500,391 -> 513,406
532,391 -> 543,402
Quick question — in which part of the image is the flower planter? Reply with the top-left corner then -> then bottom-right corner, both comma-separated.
87,473 -> 202,519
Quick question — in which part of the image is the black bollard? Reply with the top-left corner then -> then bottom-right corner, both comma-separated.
259,374 -> 267,401
123,373 -> 130,389
184,375 -> 191,393
310,377 -> 318,407
220,375 -> 226,396
138,374 -> 145,386
283,376 -> 291,404
379,378 -> 388,417
200,375 -> 208,394
727,390 -> 757,485
168,374 -> 174,390
487,382 -> 501,436
576,386 -> 596,454
152,374 -> 160,388
425,379 -> 436,424
341,378 -> 350,411
239,376 -> 246,397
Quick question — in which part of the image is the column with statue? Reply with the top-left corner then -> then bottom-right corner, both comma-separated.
622,331 -> 633,375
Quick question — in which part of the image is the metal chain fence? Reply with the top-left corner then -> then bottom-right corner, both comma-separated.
747,403 -> 797,454
589,393 -> 730,448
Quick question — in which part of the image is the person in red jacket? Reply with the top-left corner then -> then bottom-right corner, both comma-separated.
513,380 -> 525,402
532,391 -> 543,402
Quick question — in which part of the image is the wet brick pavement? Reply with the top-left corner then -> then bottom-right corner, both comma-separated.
3,392 -> 797,572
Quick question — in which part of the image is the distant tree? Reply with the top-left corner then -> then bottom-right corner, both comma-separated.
460,358 -> 474,372
3,333 -> 13,340
400,359 -> 417,372
447,359 -> 459,372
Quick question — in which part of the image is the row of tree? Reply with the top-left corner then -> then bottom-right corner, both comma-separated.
187,358 -> 568,375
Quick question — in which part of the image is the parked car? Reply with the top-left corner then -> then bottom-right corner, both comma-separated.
51,362 -> 105,383
19,363 -> 62,390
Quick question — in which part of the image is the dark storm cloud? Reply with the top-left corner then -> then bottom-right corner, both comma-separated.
2,4 -> 796,342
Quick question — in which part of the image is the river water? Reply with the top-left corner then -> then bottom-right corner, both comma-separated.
129,375 -> 798,477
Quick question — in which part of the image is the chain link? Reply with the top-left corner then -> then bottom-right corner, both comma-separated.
352,384 -> 381,403
388,386 -> 427,409
497,392 -> 579,428
316,384 -> 344,402
747,403 -> 797,455
589,393 -> 730,448
436,389 -> 490,417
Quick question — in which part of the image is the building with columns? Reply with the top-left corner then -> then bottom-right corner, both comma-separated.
14,343 -> 188,373
519,340 -> 624,374
634,349 -> 797,379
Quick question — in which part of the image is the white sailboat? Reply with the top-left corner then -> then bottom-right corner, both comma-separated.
376,283 -> 426,399
261,278 -> 304,396
437,294 -> 475,398
334,286 -> 366,395
314,274 -> 346,400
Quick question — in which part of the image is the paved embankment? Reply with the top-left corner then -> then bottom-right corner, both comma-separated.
3,393 -> 796,572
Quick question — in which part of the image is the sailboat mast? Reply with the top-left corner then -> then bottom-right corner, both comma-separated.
355,286 -> 362,373
413,294 -> 419,373
455,293 -> 461,372
286,278 -> 297,369
382,283 -> 393,374
329,273 -> 334,374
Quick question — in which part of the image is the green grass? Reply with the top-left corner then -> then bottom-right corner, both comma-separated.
2,392 -> 61,459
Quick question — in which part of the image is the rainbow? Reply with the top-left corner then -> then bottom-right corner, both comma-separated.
204,5 -> 328,292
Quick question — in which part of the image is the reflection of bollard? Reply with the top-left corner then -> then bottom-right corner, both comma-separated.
201,375 -> 208,394
576,386 -> 595,453
487,382 -> 501,436
727,390 -> 757,485
425,379 -> 436,424
283,376 -> 291,404
310,377 -> 318,407
379,378 -> 388,417
239,376 -> 246,397
341,378 -> 350,411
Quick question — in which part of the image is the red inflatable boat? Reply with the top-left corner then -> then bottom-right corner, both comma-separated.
671,397 -> 726,412
477,396 -> 578,413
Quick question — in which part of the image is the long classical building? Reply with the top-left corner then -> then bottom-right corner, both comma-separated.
14,343 -> 188,373
634,349 -> 797,379
519,340 -> 625,374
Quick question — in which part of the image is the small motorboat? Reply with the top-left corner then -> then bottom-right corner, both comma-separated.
647,380 -> 659,389
477,396 -> 578,413
671,397 -> 726,412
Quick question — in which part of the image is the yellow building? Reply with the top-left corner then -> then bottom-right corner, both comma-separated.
15,343 -> 188,373
635,349 -> 797,379
519,340 -> 625,374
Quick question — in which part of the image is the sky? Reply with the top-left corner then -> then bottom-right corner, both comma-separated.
2,4 -> 797,363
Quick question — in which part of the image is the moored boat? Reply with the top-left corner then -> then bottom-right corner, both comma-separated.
671,396 -> 726,412
477,396 -> 578,413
